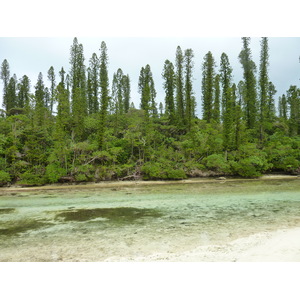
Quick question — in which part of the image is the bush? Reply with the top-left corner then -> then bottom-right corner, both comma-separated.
230,155 -> 271,178
203,154 -> 231,174
0,170 -> 11,186
19,168 -> 46,186
45,164 -> 67,183
141,162 -> 187,180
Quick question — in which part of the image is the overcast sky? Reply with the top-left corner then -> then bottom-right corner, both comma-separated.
0,37 -> 299,117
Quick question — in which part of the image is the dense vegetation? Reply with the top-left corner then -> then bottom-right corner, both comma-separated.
0,37 -> 299,186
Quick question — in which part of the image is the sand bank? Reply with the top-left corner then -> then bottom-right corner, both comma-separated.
118,227 -> 300,262
0,174 -> 298,193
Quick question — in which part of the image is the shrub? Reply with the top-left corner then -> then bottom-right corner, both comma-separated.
45,164 -> 67,183
0,170 -> 11,186
203,154 -> 231,174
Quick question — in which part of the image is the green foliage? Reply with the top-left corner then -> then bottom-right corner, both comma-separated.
19,167 -> 46,186
0,170 -> 11,186
45,164 -> 67,183
141,161 -> 187,180
203,154 -> 231,174
0,38 -> 299,186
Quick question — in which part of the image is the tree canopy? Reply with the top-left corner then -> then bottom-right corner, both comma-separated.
0,37 -> 299,187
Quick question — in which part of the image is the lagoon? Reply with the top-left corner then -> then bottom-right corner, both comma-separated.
1,177 -> 300,261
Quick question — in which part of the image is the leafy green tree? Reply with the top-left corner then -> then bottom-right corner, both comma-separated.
112,68 -> 125,116
55,68 -> 71,140
122,74 -> 130,113
34,72 -> 47,127
239,37 -> 257,130
98,41 -> 110,149
175,46 -> 185,125
202,51 -> 215,123
220,52 -> 235,151
266,81 -> 277,124
69,37 -> 87,141
162,59 -> 176,123
17,75 -> 31,111
138,64 -> 156,118
87,53 -> 99,114
278,94 -> 288,120
212,74 -> 221,123
287,85 -> 300,136
47,66 -> 56,114
184,48 -> 195,130
0,59 -> 10,111
6,75 -> 18,114
258,37 -> 269,141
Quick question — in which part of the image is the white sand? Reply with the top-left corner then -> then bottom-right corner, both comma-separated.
108,227 -> 300,262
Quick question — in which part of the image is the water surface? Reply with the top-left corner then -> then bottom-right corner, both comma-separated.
0,178 -> 299,261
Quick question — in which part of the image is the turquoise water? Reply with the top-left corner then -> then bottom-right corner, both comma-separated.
0,178 -> 300,261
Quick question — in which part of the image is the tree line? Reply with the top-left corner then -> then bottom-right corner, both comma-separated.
0,37 -> 299,186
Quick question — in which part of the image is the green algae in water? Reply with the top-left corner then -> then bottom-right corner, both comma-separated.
54,207 -> 163,223
0,208 -> 16,214
0,219 -> 50,237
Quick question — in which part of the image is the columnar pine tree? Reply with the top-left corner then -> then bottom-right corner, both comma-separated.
138,64 -> 156,118
88,53 -> 99,114
55,68 -> 70,140
287,85 -> 300,136
266,81 -> 277,124
122,74 -> 130,113
212,74 -> 221,123
278,94 -> 288,120
258,37 -> 269,141
0,59 -> 10,112
69,37 -> 87,141
162,59 -> 176,123
112,68 -> 124,116
239,37 -> 257,130
6,75 -> 18,114
184,48 -> 195,130
47,66 -> 56,114
202,51 -> 215,123
17,75 -> 31,110
34,72 -> 46,127
175,46 -> 185,125
220,53 -> 234,151
98,41 -> 110,149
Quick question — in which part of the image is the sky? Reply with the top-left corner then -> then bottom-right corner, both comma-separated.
0,37 -> 299,117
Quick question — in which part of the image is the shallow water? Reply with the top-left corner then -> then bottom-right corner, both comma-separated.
0,178 -> 300,261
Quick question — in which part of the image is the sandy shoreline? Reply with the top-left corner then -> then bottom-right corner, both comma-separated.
108,226 -> 300,262
0,174 -> 298,193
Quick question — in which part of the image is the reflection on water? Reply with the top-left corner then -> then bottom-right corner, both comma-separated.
0,178 -> 300,261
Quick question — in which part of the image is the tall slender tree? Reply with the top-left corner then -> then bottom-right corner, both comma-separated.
175,46 -> 185,125
0,59 -> 10,112
278,94 -> 288,120
17,75 -> 31,110
287,85 -> 300,136
122,74 -> 130,113
69,37 -> 87,140
239,37 -> 257,130
88,53 -> 99,114
184,48 -> 195,129
220,53 -> 234,150
212,74 -> 221,123
202,51 -> 215,123
98,41 -> 110,149
47,66 -> 56,114
162,59 -> 175,123
34,72 -> 46,127
6,75 -> 18,114
138,64 -> 156,118
258,37 -> 269,140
